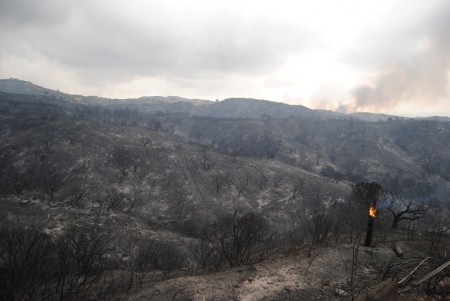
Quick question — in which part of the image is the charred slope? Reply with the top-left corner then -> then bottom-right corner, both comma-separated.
194,97 -> 319,119
0,111 -> 349,234
1,80 -> 449,301
172,115 -> 450,204
1,86 -> 450,206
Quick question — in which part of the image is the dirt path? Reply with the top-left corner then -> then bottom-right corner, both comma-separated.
126,244 -> 396,301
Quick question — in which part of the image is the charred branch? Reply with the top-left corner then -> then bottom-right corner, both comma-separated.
387,193 -> 432,229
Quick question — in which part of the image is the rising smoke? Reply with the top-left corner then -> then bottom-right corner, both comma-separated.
347,2 -> 450,114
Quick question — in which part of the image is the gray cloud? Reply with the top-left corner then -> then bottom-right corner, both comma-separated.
0,0 -> 314,85
1,0 -> 449,116
0,0 -> 73,28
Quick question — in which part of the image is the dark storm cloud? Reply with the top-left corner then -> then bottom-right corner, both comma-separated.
0,0 -> 313,83
0,0 -> 73,28
349,1 -> 450,111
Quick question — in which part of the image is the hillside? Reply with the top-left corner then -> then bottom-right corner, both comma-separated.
0,78 -> 60,96
0,78 -> 397,121
0,79 -> 449,300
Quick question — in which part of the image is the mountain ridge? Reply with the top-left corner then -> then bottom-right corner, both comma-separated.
0,78 -> 415,121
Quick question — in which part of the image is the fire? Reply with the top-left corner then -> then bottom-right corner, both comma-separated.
369,204 -> 376,218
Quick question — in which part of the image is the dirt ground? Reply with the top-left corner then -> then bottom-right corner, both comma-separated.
126,243 -> 402,301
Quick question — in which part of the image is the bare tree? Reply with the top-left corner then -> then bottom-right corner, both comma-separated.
0,225 -> 55,300
111,145 -> 131,178
126,191 -> 145,213
272,173 -> 283,188
92,186 -> 105,208
41,166 -> 64,200
67,186 -> 89,207
134,239 -> 185,275
235,173 -> 251,195
291,177 -> 304,199
257,171 -> 270,191
228,134 -> 242,163
219,171 -> 230,189
199,153 -> 215,171
305,193 -> 332,257
130,156 -> 142,173
315,152 -> 321,165
7,166 -> 33,195
347,231 -> 371,301
320,165 -> 343,182
191,240 -> 217,271
212,173 -> 224,193
203,210 -> 273,270
387,193 -> 432,229
0,225 -> 108,301
425,210 -> 449,256
229,150 -> 239,163
104,188 -> 126,211
55,228 -> 109,299
138,137 -> 150,147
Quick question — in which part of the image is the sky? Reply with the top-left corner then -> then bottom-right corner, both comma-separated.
0,0 -> 449,117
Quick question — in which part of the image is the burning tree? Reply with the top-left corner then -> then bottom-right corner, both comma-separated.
352,182 -> 382,246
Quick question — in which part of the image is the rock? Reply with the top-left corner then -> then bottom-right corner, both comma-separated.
393,244 -> 403,256
436,277 -> 450,295
335,289 -> 348,297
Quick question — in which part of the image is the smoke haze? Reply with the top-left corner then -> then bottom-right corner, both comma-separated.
0,0 -> 449,116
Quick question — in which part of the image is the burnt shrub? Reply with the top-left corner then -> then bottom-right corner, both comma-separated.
196,210 -> 274,271
0,225 -> 110,301
0,226 -> 55,301
134,239 -> 185,272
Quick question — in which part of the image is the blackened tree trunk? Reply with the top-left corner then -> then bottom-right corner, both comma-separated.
365,215 -> 375,246
352,182 -> 382,247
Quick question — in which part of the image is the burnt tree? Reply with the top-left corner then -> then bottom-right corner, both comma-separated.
112,145 -> 132,179
41,166 -> 64,200
204,211 -> 273,269
291,178 -> 304,199
257,171 -> 270,191
199,154 -> 215,171
352,182 -> 382,246
138,137 -> 151,147
387,193 -> 431,229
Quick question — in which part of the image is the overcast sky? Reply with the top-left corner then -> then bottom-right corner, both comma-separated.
1,0 -> 449,116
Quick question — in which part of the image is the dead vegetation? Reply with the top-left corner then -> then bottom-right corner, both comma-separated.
0,90 -> 449,300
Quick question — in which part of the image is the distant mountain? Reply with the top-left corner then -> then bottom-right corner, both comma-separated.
419,116 -> 450,122
350,112 -> 404,122
195,98 -> 319,119
0,79 -> 324,120
136,96 -> 211,105
0,78 -> 439,123
0,78 -> 64,96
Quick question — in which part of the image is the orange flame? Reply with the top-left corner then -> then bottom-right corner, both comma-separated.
369,204 -> 376,218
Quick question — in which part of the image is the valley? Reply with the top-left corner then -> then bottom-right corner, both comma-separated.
0,79 -> 449,300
